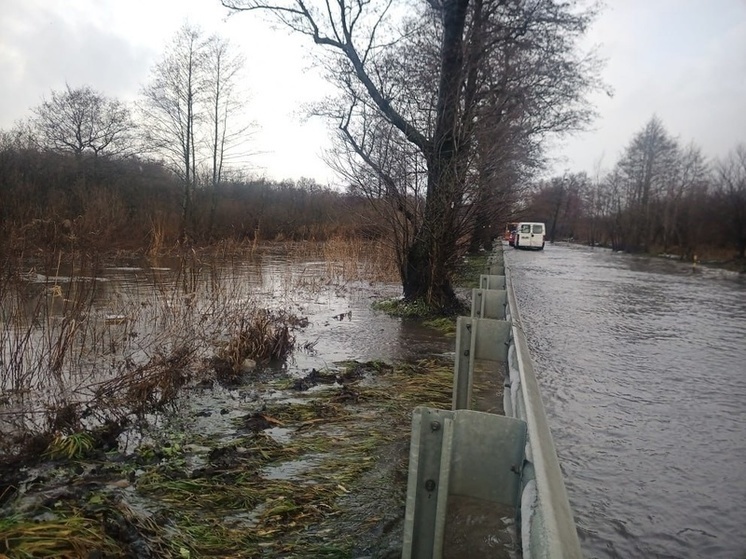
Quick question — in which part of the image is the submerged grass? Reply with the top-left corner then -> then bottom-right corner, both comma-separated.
1,363 -> 456,557
371,297 -> 436,319
422,316 -> 458,335
109,359 -> 455,557
0,513 -> 124,558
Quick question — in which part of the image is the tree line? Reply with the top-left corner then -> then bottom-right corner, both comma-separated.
0,140 -> 380,253
522,117 -> 746,261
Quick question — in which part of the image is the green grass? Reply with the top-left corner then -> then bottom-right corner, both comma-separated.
453,252 -> 491,288
44,432 -> 95,460
371,297 -> 435,318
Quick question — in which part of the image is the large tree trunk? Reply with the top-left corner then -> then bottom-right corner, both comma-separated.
402,0 -> 469,310
467,183 -> 494,253
404,159 -> 459,307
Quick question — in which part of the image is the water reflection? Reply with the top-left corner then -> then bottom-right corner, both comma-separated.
1,245 -> 453,396
506,243 -> 746,558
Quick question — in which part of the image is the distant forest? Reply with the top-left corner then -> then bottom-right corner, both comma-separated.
2,122 -> 744,258
0,141 -> 378,254
0,75 -> 744,267
1,116 -> 745,267
522,117 -> 746,263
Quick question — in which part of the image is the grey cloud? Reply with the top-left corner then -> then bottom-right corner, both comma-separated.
0,2 -> 154,128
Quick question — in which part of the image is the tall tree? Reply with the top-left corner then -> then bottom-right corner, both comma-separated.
616,116 -> 679,252
204,36 -> 250,237
660,144 -> 709,255
140,24 -> 206,239
222,0 -> 599,309
140,24 -> 251,240
714,145 -> 746,258
30,84 -> 136,159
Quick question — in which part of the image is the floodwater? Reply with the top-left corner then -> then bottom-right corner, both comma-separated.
505,243 -> 746,559
1,245 -> 453,394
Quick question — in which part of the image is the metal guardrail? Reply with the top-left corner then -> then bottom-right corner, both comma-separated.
402,245 -> 582,558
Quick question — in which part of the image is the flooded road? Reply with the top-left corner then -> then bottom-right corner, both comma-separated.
505,243 -> 746,558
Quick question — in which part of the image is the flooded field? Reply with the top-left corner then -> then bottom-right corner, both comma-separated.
0,242 -> 483,557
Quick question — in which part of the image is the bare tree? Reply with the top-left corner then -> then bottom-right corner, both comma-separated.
328,110 -> 427,282
204,35 -> 252,237
140,24 -> 205,238
140,24 -> 253,240
615,116 -> 679,251
30,84 -> 136,159
222,0 -> 598,309
660,143 -> 709,255
714,144 -> 746,258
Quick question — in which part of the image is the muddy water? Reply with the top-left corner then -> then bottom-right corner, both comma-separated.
4,246 -> 452,381
98,248 -> 454,369
505,243 -> 746,559
1,245 -> 455,452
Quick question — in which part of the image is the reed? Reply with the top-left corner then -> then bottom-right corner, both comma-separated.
216,309 -> 300,377
147,217 -> 166,258
0,248 -> 306,462
321,237 -> 399,283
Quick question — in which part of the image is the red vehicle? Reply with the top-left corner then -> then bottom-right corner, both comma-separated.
504,223 -> 518,246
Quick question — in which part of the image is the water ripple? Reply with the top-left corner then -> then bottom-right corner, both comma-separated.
506,244 -> 746,559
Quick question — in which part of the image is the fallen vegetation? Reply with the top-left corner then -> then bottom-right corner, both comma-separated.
0,359 -> 456,558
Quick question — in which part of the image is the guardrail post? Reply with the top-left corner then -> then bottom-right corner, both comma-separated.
452,317 -> 511,410
485,263 -> 505,275
402,407 -> 452,559
489,250 -> 504,265
402,407 -> 528,559
471,288 -> 508,319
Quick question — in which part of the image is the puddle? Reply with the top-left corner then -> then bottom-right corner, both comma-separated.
265,426 -> 294,444
262,455 -> 323,481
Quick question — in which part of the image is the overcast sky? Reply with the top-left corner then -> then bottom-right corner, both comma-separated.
1,0 -> 745,184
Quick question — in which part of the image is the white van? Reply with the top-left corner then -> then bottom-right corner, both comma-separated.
514,222 -> 546,250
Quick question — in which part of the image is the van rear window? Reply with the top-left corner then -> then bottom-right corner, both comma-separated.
521,224 -> 531,233
532,224 -> 543,234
